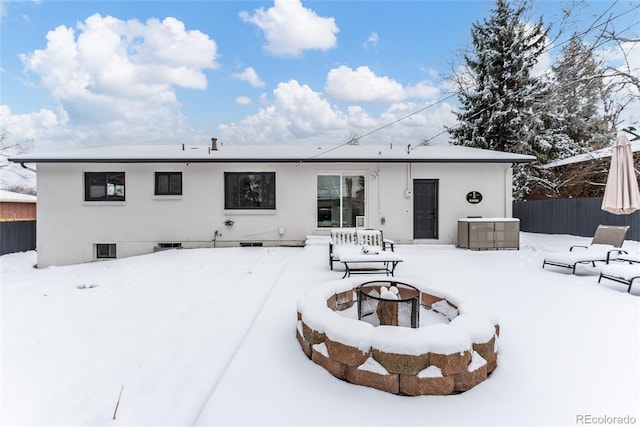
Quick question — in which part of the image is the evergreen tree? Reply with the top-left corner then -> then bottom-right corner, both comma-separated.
546,35 -> 611,160
449,0 -> 550,199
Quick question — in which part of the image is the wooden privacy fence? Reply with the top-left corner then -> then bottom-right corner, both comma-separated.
1,220 -> 36,255
513,197 -> 639,242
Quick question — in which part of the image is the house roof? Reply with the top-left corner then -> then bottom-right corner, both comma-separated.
9,144 -> 535,164
543,140 -> 640,169
0,190 -> 37,203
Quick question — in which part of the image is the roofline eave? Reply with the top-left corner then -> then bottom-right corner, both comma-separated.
9,157 -> 535,164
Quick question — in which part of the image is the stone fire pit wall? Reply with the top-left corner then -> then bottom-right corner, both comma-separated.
296,277 -> 499,396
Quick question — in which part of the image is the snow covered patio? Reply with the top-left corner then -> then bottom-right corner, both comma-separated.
1,233 -> 638,426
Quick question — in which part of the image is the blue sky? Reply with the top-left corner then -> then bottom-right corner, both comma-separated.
1,0 -> 638,153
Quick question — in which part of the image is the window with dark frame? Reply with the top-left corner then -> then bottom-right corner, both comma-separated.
157,242 -> 182,249
96,243 -> 116,259
85,172 -> 125,201
224,172 -> 276,210
155,172 -> 182,195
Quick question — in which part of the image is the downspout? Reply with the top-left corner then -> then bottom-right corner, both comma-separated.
505,164 -> 512,217
20,162 -> 37,173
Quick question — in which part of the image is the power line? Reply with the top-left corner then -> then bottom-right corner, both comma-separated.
304,94 -> 457,161
411,2 -> 639,152
312,1 -> 638,158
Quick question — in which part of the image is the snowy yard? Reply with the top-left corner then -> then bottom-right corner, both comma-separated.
1,233 -> 638,426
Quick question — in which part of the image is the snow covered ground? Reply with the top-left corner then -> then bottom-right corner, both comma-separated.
1,233 -> 638,426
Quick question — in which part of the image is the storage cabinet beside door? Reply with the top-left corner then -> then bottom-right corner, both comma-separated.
457,218 -> 519,250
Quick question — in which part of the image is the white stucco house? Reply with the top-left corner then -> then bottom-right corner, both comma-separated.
10,142 -> 534,267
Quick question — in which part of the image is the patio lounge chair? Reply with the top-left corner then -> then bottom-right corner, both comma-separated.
617,252 -> 640,264
542,225 -> 629,274
599,263 -> 640,292
598,252 -> 639,293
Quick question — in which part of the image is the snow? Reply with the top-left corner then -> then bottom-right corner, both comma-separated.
324,314 -> 374,351
335,300 -> 450,329
418,365 -> 443,378
431,299 -> 459,320
1,233 -> 639,426
298,276 -> 494,355
543,139 -> 640,168
458,217 -> 520,222
379,286 -> 398,300
468,351 -> 488,372
600,263 -> 640,281
0,190 -> 36,203
358,356 -> 388,375
543,244 -> 618,265
8,143 -> 536,164
312,342 -> 329,357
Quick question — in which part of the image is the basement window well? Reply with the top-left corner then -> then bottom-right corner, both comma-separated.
96,243 -> 116,259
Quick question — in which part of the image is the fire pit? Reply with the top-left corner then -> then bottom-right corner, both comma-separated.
357,281 -> 420,328
296,277 -> 499,395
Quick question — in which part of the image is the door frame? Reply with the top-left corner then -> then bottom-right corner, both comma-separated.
413,179 -> 439,239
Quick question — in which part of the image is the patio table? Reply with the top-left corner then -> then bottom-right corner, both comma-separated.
338,252 -> 404,278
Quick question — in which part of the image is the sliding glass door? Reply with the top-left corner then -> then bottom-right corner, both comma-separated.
317,174 -> 365,228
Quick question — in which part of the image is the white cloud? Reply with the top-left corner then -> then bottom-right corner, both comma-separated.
325,66 -> 404,102
524,22 -> 553,79
363,32 -> 379,51
346,106 -> 378,129
232,67 -> 265,87
236,96 -> 252,105
15,13 -> 218,149
218,80 -> 456,146
272,79 -> 346,136
325,65 -> 440,103
405,82 -> 440,100
219,80 -> 344,144
239,0 -> 339,57
0,105 -> 65,142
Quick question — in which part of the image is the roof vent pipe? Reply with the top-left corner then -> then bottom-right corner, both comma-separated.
211,138 -> 218,151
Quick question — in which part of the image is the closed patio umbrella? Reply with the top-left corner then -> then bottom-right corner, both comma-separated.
601,132 -> 640,215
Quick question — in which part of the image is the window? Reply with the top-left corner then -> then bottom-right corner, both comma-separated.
157,242 -> 182,249
96,243 -> 116,259
85,172 -> 125,201
224,172 -> 275,209
317,174 -> 365,228
155,172 -> 182,195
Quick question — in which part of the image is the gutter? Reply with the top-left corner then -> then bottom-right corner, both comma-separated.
8,157 -> 535,165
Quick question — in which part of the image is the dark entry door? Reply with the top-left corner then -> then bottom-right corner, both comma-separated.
413,179 -> 438,239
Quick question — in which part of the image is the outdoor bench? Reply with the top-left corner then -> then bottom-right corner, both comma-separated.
338,252 -> 403,278
329,228 -> 394,270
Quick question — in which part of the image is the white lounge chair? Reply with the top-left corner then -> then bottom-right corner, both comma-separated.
542,225 -> 629,274
598,252 -> 639,293
617,253 -> 640,264
599,263 -> 640,293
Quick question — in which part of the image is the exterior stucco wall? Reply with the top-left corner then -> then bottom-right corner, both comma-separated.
371,162 -> 512,244
35,161 -> 514,267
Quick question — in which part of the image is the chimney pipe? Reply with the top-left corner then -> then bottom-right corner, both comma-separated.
211,138 -> 218,151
